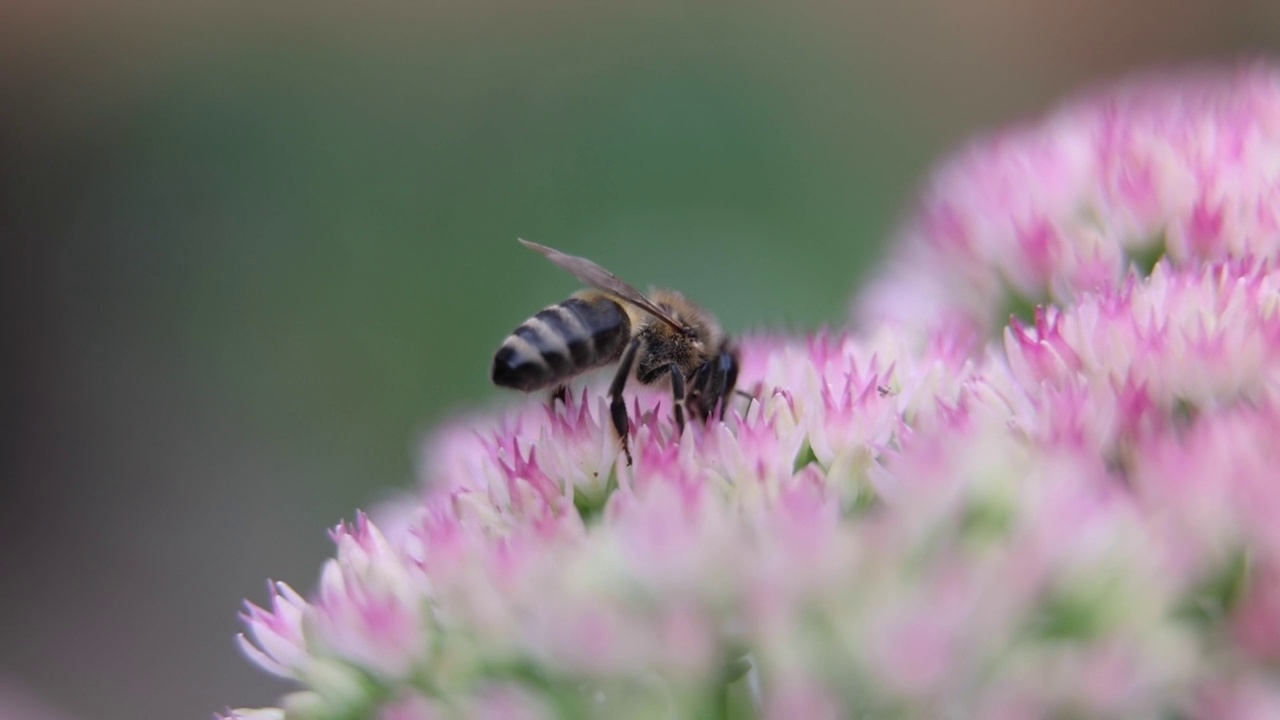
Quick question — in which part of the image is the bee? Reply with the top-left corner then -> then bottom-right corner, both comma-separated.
492,239 -> 740,464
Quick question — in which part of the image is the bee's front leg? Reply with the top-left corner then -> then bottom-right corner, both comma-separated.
608,338 -> 643,466
668,364 -> 686,434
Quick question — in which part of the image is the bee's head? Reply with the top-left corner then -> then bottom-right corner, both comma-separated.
646,288 -> 724,360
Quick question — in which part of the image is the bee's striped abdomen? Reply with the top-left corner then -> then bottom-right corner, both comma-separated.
491,297 -> 631,392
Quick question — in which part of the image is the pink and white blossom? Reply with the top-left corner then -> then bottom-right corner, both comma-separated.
221,62 -> 1280,720
857,61 -> 1280,340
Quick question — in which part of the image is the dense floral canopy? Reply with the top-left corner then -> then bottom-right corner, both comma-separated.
225,62 -> 1280,720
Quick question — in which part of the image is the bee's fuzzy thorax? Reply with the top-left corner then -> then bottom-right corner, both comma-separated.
648,289 -> 724,346
633,289 -> 726,385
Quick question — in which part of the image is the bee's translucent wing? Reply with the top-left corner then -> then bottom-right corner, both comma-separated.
518,238 -> 685,331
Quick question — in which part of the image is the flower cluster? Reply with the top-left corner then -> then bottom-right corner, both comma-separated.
856,61 -> 1280,341
223,62 -> 1280,719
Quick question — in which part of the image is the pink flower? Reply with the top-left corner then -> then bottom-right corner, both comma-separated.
857,61 -> 1280,339
309,516 -> 432,681
994,260 -> 1280,474
236,581 -> 311,680
222,65 -> 1280,719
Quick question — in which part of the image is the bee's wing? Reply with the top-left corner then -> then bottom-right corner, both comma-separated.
518,238 -> 685,332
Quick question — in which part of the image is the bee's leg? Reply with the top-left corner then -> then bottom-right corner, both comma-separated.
719,353 -> 739,421
668,364 -> 687,434
609,338 -> 643,466
696,351 -> 737,421
549,384 -> 568,406
707,365 -> 728,421
685,363 -> 709,421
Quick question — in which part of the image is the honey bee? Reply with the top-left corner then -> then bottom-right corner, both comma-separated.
492,239 -> 740,464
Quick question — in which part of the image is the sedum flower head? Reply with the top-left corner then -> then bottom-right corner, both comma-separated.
224,61 -> 1280,719
856,61 -> 1280,341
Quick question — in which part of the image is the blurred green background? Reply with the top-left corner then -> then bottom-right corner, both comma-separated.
2,1 -> 1277,718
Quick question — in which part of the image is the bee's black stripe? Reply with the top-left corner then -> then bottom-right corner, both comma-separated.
535,305 -> 593,367
514,320 -> 573,376
562,298 -> 630,364
492,339 -> 553,391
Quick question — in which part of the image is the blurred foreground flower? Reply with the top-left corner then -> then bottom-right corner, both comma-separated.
223,62 -> 1280,719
